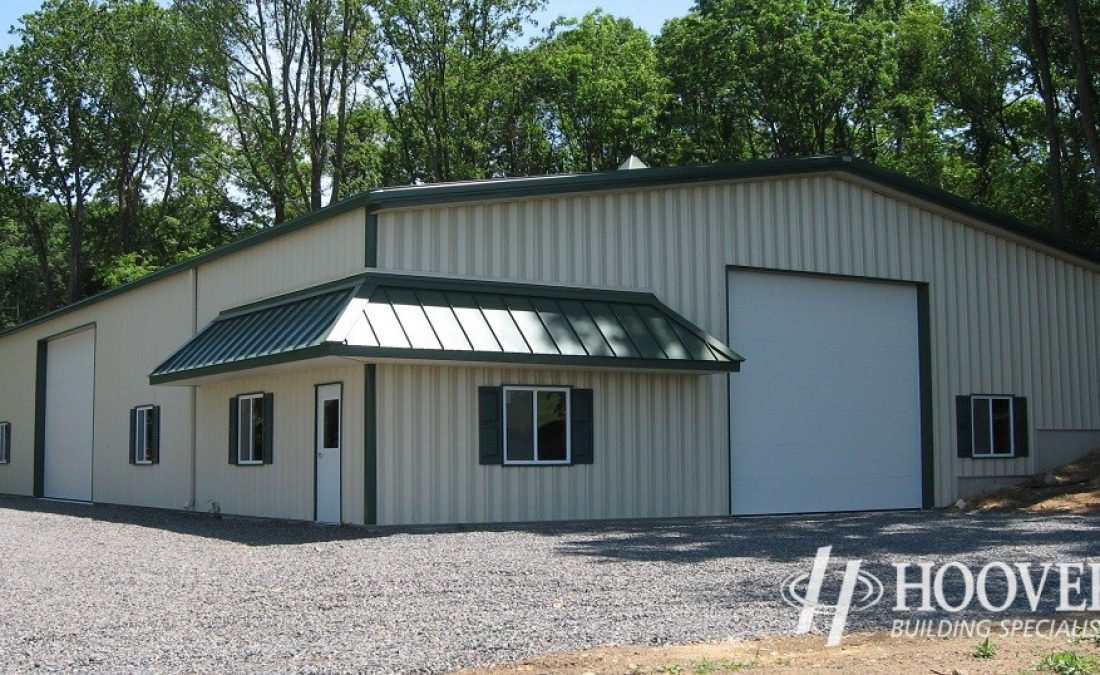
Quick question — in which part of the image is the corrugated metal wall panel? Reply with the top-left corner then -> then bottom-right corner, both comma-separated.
377,174 -> 1100,508
0,206 -> 368,512
194,364 -> 363,522
0,330 -> 40,495
196,208 -> 366,324
0,272 -> 196,507
89,273 -> 196,508
374,364 -> 720,525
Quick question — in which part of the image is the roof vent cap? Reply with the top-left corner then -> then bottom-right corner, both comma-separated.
618,155 -> 649,170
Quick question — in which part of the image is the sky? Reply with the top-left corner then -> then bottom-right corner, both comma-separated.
0,0 -> 696,50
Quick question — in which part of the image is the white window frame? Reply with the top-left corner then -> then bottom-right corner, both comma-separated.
502,386 -> 571,466
132,406 -> 155,465
0,421 -> 9,464
237,393 -> 266,465
971,395 -> 1016,458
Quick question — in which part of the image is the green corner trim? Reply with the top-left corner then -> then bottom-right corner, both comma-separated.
33,340 -> 46,497
364,364 -> 377,526
917,284 -> 935,508
366,212 -> 378,268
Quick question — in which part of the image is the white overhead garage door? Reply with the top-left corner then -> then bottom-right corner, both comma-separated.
728,270 -> 922,515
44,328 -> 96,501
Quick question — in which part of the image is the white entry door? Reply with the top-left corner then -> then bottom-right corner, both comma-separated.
44,328 -> 96,501
315,383 -> 342,524
728,270 -> 923,515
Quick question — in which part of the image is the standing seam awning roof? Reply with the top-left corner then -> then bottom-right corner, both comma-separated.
149,273 -> 743,384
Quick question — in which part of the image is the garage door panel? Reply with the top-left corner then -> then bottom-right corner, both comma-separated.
733,442 -> 920,478
737,343 -> 918,381
733,378 -> 918,414
731,475 -> 920,515
734,410 -> 920,449
729,271 -> 922,514
739,311 -> 907,348
43,328 -> 95,502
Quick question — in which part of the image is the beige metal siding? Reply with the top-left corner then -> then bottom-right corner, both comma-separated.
194,364 -> 364,522
88,272 -> 196,508
196,208 -> 367,324
0,330 -> 38,495
375,364 -> 719,525
0,206 -> 367,510
0,272 -> 197,506
377,174 -> 1100,508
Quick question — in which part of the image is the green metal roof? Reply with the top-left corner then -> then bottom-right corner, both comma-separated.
149,273 -> 742,384
8,155 -> 1100,342
149,280 -> 360,382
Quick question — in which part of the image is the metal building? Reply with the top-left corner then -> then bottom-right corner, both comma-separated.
0,156 -> 1097,526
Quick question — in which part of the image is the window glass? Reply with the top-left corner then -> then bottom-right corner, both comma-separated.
323,399 -> 340,449
972,398 -> 991,455
251,398 -> 265,461
135,408 -> 147,462
505,389 -> 535,461
991,397 -> 1013,455
143,410 -> 155,462
239,396 -> 253,461
537,391 -> 568,461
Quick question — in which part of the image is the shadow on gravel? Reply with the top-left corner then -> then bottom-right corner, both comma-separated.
0,495 -> 378,546
546,510 -> 1100,564
3,494 -> 1098,560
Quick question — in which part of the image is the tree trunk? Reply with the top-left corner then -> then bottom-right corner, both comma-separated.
66,103 -> 87,304
23,207 -> 56,311
1026,0 -> 1068,233
330,92 -> 348,203
272,190 -> 287,225
1063,0 -> 1100,192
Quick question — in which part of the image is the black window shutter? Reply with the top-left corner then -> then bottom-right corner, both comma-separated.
129,408 -> 138,465
262,393 -> 274,464
150,406 -> 161,465
228,396 -> 239,465
571,388 -> 595,465
956,395 -> 973,458
1013,396 -> 1029,457
3,423 -> 9,463
478,386 -> 503,465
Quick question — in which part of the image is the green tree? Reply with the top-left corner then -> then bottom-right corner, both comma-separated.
0,0 -> 112,304
527,11 -> 666,172
374,0 -> 543,182
180,0 -> 379,221
656,0 -> 902,161
0,0 -> 234,307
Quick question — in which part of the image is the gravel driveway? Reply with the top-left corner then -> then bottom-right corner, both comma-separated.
0,496 -> 1096,673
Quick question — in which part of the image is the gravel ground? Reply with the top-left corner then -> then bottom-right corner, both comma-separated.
0,496 -> 1097,674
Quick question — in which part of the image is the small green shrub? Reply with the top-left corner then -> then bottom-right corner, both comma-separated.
1038,650 -> 1100,675
657,657 -> 759,674
974,637 -> 996,659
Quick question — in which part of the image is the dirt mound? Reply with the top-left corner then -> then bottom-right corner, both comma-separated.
961,450 -> 1100,514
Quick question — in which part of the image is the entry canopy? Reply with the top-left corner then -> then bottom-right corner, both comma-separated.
150,272 -> 743,385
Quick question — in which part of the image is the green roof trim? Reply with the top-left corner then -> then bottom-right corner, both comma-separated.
6,155 -> 1100,341
149,272 -> 742,384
